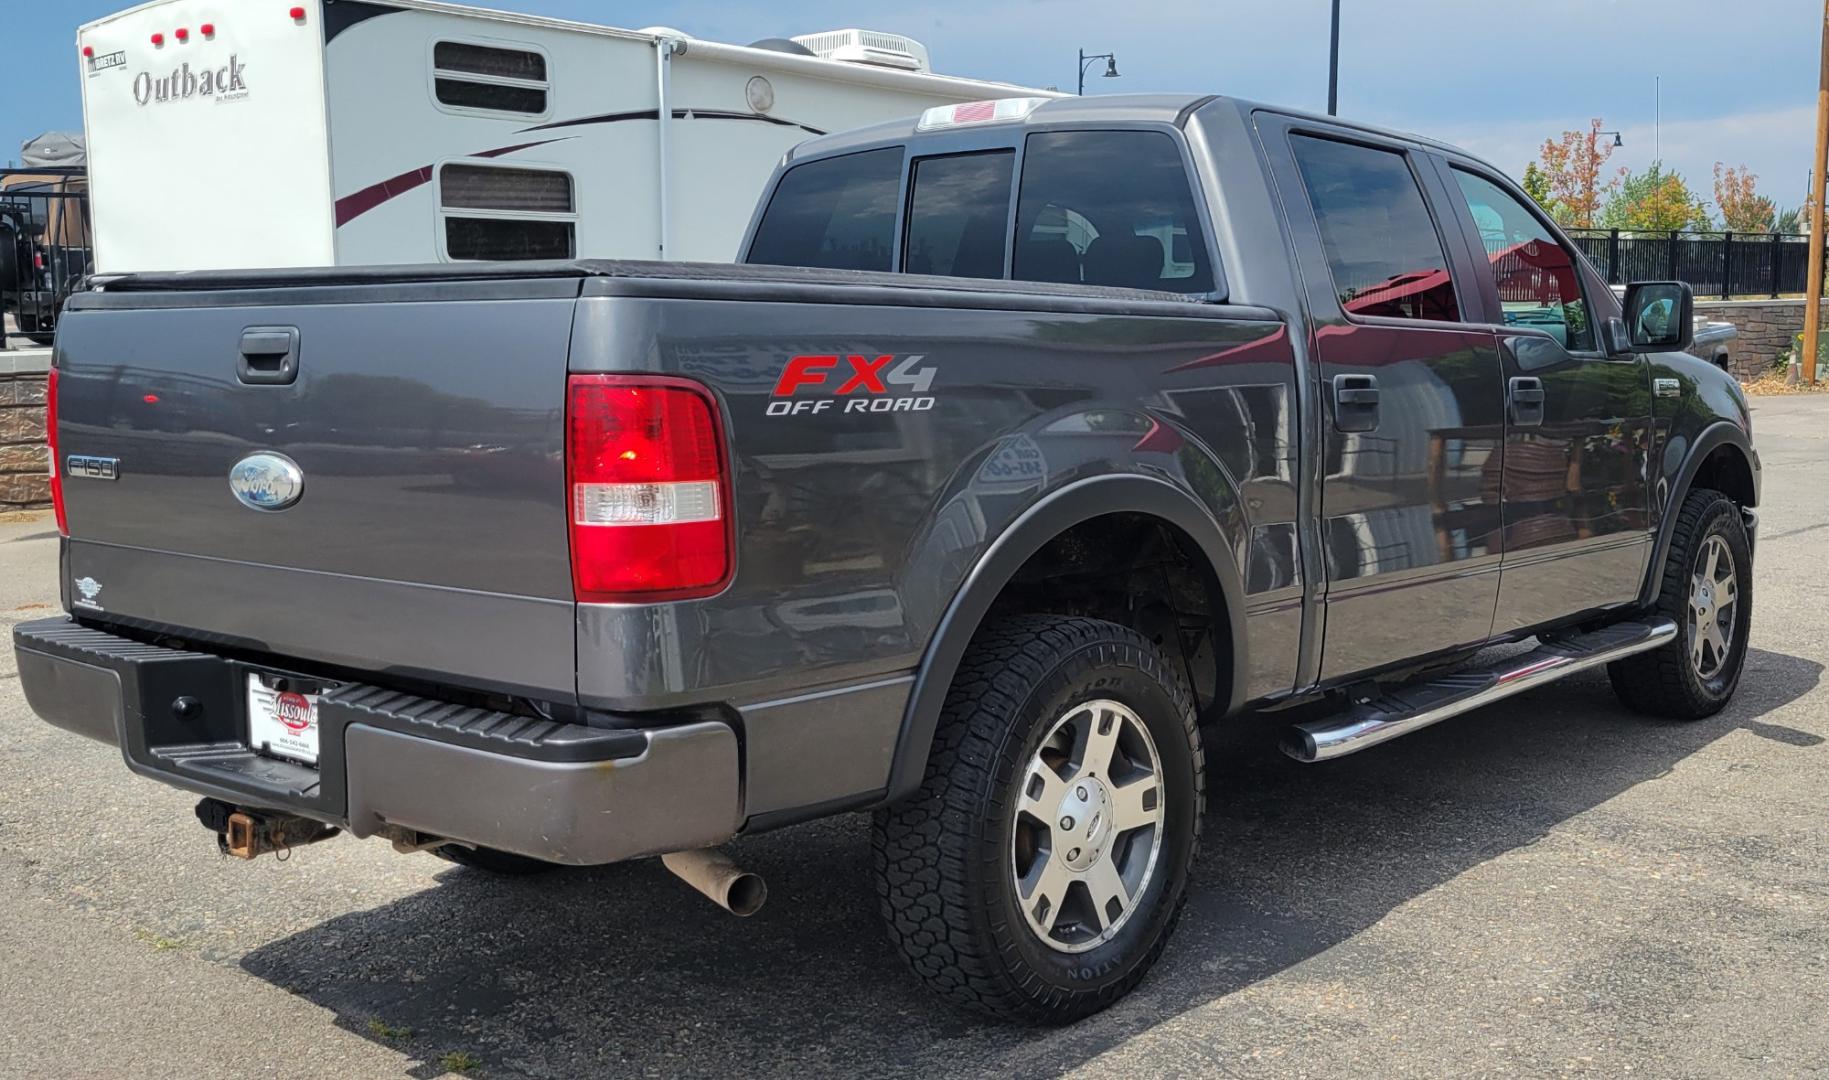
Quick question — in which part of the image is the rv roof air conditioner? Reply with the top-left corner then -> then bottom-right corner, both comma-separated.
788,29 -> 931,73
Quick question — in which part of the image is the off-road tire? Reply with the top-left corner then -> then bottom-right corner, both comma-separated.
872,615 -> 1204,1024
1608,488 -> 1751,719
430,844 -> 560,875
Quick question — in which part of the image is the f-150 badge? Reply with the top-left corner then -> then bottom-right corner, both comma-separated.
767,354 -> 937,416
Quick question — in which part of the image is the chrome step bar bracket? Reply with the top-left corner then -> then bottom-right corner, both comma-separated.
1283,618 -> 1679,763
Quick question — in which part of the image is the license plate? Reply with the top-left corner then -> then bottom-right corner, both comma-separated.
246,673 -> 321,766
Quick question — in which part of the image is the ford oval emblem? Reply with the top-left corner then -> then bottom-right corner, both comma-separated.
228,452 -> 304,511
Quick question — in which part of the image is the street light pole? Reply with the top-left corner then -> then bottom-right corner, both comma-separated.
1589,130 -> 1622,229
1327,0 -> 1341,115
1077,49 -> 1119,96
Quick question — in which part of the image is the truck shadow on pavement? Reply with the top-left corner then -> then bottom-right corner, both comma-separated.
240,648 -> 1822,1079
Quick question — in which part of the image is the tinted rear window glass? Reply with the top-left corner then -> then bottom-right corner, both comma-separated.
1290,135 -> 1460,322
434,42 -> 547,81
1013,130 -> 1213,293
445,218 -> 574,261
435,79 -> 546,114
440,165 -> 573,213
747,148 -> 903,271
903,151 -> 1013,280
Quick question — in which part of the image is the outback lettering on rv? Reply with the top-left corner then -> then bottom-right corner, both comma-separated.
133,56 -> 247,106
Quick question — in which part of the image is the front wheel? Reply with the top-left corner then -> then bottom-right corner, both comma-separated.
1609,488 -> 1751,719
873,615 -> 1204,1024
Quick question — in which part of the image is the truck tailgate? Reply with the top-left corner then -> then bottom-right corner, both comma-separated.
53,282 -> 579,699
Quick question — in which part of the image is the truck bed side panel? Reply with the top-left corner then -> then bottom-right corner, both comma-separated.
568,285 -> 1301,813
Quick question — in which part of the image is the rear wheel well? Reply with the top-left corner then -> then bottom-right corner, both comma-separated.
983,512 -> 1232,720
1691,443 -> 1755,508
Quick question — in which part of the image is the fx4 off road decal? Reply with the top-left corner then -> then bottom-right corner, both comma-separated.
767,354 -> 937,416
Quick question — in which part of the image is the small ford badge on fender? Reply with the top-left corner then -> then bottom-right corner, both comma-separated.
1654,378 -> 1682,398
65,455 -> 120,480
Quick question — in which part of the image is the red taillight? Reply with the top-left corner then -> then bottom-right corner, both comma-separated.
566,375 -> 731,602
200,22 -> 215,36
289,6 -> 306,20
175,27 -> 189,42
150,32 -> 164,45
46,367 -> 67,537
82,46 -> 94,58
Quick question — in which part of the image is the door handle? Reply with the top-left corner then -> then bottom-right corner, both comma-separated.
1509,376 -> 1545,426
237,326 -> 300,386
1332,373 -> 1380,433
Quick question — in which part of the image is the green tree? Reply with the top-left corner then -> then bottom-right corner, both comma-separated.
1776,206 -> 1804,234
1600,164 -> 1712,233
1521,162 -> 1561,219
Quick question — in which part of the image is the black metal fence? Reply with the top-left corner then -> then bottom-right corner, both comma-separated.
1566,229 -> 1817,300
0,167 -> 92,346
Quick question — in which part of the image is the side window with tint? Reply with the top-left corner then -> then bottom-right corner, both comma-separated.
903,151 -> 1013,280
1290,135 -> 1460,322
433,42 -> 549,116
439,164 -> 574,261
1013,130 -> 1214,293
746,148 -> 903,272
1451,170 -> 1595,352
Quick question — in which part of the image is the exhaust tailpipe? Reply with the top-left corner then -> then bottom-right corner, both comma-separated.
662,849 -> 767,917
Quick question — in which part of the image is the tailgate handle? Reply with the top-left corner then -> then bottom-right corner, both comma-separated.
237,327 -> 300,385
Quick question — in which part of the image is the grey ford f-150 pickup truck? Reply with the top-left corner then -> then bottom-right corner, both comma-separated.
16,94 -> 1758,1023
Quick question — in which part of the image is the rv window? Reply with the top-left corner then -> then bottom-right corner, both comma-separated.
445,218 -> 574,261
1013,130 -> 1213,292
434,42 -> 547,81
438,164 -> 575,262
903,151 -> 1014,280
441,165 -> 573,213
433,41 -> 549,116
747,148 -> 904,272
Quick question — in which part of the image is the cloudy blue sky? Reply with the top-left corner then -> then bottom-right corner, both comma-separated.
6,0 -> 1820,217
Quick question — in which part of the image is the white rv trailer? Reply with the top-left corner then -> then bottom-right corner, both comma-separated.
76,0 -> 1055,273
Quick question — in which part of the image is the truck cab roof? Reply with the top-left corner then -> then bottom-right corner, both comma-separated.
784,92 -> 1486,172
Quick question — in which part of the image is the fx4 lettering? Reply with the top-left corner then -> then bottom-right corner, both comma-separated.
766,354 -> 938,417
771,355 -> 936,397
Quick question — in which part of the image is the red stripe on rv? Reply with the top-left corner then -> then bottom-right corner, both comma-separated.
332,139 -> 565,227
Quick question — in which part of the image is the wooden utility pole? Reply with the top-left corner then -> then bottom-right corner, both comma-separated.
1804,0 -> 1829,384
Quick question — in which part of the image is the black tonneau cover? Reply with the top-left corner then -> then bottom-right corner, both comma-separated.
80,258 -> 1204,304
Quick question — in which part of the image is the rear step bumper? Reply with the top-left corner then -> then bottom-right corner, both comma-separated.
1283,618 -> 1678,763
12,617 -> 741,865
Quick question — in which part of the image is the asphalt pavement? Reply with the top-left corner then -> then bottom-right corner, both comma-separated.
2,396 -> 1826,1079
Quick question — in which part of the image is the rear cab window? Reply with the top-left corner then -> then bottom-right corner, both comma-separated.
746,122 -> 1219,295
747,148 -> 904,271
903,152 -> 1013,279
1014,130 -> 1214,293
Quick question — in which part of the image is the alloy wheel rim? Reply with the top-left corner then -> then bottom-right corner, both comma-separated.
1688,534 -> 1738,680
1010,698 -> 1165,954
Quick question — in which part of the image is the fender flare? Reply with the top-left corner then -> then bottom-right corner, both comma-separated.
881,473 -> 1249,803
1640,420 -> 1757,606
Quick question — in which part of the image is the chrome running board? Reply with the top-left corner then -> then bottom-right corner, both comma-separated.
1282,618 -> 1679,763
